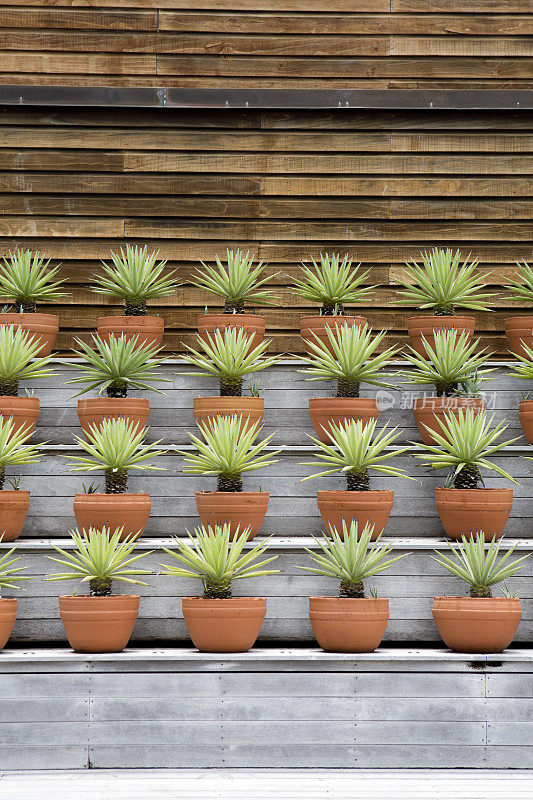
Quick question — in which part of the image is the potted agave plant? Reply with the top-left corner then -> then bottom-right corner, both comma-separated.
298,322 -> 398,442
192,249 -> 278,347
0,324 -> 56,436
297,521 -> 406,652
412,408 -> 518,540
68,333 -> 167,436
160,522 -> 279,652
0,249 -> 66,355
65,417 -> 167,540
432,533 -> 528,653
402,329 -> 491,445
0,540 -> 31,649
504,259 -> 533,357
178,414 -> 281,540
508,341 -> 533,444
181,327 -> 281,432
0,417 -> 43,541
92,245 -> 180,348
47,526 -> 152,653
395,247 -> 493,357
292,252 -> 375,355
301,418 -> 414,539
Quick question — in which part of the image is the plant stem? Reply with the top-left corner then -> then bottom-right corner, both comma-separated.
105,469 -> 128,494
217,474 -> 243,492
322,303 -> 344,316
453,466 -> 481,490
340,580 -> 365,598
106,382 -> 128,398
0,379 -> 18,396
124,299 -> 147,316
470,585 -> 492,598
336,378 -> 360,398
203,581 -> 232,599
433,307 -> 455,316
219,377 -> 242,397
19,301 -> 36,313
347,470 -> 370,491
89,577 -> 112,596
223,300 -> 244,314
435,383 -> 458,397
0,467 -> 5,491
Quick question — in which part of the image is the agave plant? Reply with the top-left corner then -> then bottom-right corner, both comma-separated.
177,414 -> 280,492
0,249 -> 66,313
64,417 -> 166,494
180,327 -> 281,397
507,339 -> 533,382
297,521 -> 405,598
46,526 -> 152,596
395,248 -> 493,315
412,408 -> 518,489
298,323 -> 399,398
402,329 -> 492,397
292,252 -> 375,315
432,532 -> 529,599
0,416 -> 43,489
0,324 -> 56,396
505,259 -> 533,305
92,245 -> 180,316
0,540 -> 31,596
69,333 -> 168,398
301,418 -> 414,491
159,522 -> 279,599
191,249 -> 278,313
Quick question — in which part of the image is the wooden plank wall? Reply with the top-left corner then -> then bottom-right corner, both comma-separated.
0,105 -> 531,355
0,2 -> 531,89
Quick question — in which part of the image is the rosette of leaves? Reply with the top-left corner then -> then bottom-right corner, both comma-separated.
402,329 -> 492,397
92,245 -> 180,316
0,416 -> 43,489
64,417 -> 166,494
505,259 -> 533,305
159,522 -> 279,599
0,324 -> 56,396
0,249 -> 67,312
191,249 -> 278,313
180,327 -> 281,397
412,408 -> 518,490
298,322 -> 399,398
291,252 -> 376,316
0,540 -> 31,596
395,248 -> 494,315
507,339 -> 533,383
69,333 -> 168,398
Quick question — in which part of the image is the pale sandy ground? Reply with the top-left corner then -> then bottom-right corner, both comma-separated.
1,770 -> 533,800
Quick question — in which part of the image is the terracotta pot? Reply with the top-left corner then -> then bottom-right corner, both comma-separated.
317,489 -> 394,539
195,491 -> 269,540
309,397 -> 378,443
309,597 -> 389,653
77,398 -> 149,436
519,400 -> 533,445
413,396 -> 485,445
505,316 -> 533,358
435,487 -> 513,541
0,490 -> 30,541
59,595 -> 140,653
193,397 -> 264,433
300,315 -> 366,356
182,597 -> 266,653
197,314 -> 265,349
0,598 -> 17,649
407,315 -> 475,357
0,396 -> 40,437
73,493 -> 151,540
97,315 -> 164,348
433,596 -> 521,653
0,312 -> 59,356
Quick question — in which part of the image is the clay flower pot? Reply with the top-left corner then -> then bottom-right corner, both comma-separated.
309,398 -> 378,444
407,315 -> 475,357
0,396 -> 40,437
59,595 -> 140,653
198,314 -> 265,349
413,396 -> 485,445
300,315 -> 366,356
0,598 -> 17,649
73,492 -> 151,540
182,597 -> 266,653
505,316 -> 533,358
432,596 -> 521,653
193,397 -> 264,433
519,400 -> 533,444
0,312 -> 59,356
435,487 -> 513,541
317,490 -> 394,540
195,491 -> 269,541
97,315 -> 164,348
309,597 -> 389,653
0,490 -> 30,541
77,398 -> 149,437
